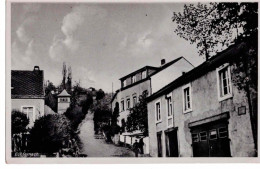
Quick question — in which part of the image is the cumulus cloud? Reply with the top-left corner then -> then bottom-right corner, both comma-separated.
16,16 -> 37,44
12,40 -> 35,68
49,5 -> 107,59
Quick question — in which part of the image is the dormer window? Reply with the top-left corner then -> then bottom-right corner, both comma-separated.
142,71 -> 147,79
123,80 -> 126,87
132,75 -> 136,83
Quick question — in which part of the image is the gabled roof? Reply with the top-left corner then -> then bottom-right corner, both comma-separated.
57,89 -> 71,97
11,70 -> 44,99
149,57 -> 192,76
147,42 -> 246,102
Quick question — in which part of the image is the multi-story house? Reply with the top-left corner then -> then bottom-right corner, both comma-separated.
111,57 -> 194,154
147,42 -> 256,157
11,66 -> 45,127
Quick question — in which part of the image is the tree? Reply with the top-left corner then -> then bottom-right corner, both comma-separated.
11,110 -> 29,135
96,89 -> 105,100
126,91 -> 148,136
111,102 -> 120,135
172,3 -> 257,59
62,62 -> 67,90
173,2 -> 258,154
29,114 -> 72,154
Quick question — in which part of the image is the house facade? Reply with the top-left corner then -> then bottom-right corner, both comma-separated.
111,57 -> 194,154
147,43 -> 256,157
11,66 -> 45,127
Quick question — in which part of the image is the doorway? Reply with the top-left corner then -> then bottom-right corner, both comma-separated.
157,132 -> 162,157
165,129 -> 179,157
191,120 -> 231,157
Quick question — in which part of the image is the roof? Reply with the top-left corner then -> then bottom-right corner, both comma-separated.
11,70 -> 44,99
147,42 -> 247,102
150,57 -> 191,76
119,66 -> 159,81
57,89 -> 71,97
119,57 -> 187,81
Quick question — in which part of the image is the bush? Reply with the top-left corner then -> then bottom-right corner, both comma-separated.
11,110 -> 29,135
29,114 -> 72,154
64,106 -> 85,131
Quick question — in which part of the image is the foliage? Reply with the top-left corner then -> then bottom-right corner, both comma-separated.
29,114 -> 72,154
64,105 -> 85,131
96,89 -> 105,100
81,93 -> 94,115
172,2 -> 258,59
110,102 -> 120,135
173,2 -> 258,154
92,93 -> 112,133
126,91 -> 148,136
45,81 -> 56,95
11,110 -> 29,135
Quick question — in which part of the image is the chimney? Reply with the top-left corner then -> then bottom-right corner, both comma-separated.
34,66 -> 40,71
161,59 -> 166,66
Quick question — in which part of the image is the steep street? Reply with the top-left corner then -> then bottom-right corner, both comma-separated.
78,112 -> 135,157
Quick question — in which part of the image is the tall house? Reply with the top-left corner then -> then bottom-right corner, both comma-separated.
111,57 -> 194,154
147,42 -> 256,157
57,89 -> 71,114
11,66 -> 45,127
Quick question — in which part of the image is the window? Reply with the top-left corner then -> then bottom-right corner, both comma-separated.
133,96 -> 137,107
132,75 -> 136,83
123,80 -> 126,87
22,106 -> 34,123
209,129 -> 217,140
60,98 -> 68,102
182,83 -> 192,113
142,71 -> 147,79
126,98 -> 130,109
121,100 -> 125,111
199,131 -> 207,141
155,101 -> 161,122
166,96 -> 173,117
192,133 -> 199,142
217,64 -> 232,101
218,127 -> 228,138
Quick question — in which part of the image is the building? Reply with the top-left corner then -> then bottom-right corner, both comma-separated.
111,57 -> 194,154
147,42 -> 256,157
57,89 -> 71,114
11,66 -> 45,127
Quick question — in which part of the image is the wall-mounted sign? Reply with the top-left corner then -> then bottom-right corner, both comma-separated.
238,106 -> 246,115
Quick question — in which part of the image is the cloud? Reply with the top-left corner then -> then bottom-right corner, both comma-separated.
16,16 -> 37,44
49,5 -> 107,60
74,67 -> 96,88
12,40 -> 35,68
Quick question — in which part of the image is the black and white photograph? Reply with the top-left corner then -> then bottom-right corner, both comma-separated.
5,0 -> 259,163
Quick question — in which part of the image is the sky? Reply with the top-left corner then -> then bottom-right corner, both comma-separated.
11,3 -> 204,92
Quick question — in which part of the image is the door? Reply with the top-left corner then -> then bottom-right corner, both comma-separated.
165,130 -> 179,157
191,120 -> 231,157
157,132 -> 162,157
